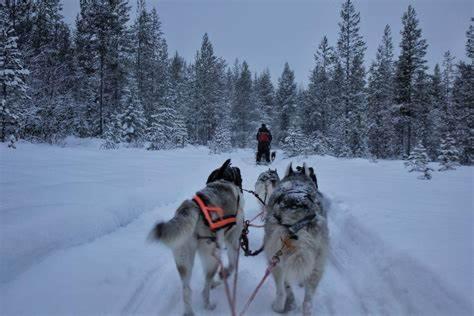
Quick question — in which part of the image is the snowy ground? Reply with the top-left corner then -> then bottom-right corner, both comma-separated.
0,139 -> 472,315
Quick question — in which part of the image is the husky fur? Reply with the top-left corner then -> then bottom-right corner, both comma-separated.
149,159 -> 244,316
264,163 -> 328,316
255,169 -> 280,207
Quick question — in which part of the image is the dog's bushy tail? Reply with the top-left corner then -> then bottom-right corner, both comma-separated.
148,200 -> 199,248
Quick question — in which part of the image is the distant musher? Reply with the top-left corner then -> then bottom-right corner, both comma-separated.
256,123 -> 272,164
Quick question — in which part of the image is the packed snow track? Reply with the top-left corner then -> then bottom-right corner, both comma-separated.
0,140 -> 472,315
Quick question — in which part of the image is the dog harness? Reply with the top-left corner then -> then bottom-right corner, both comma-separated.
273,213 -> 317,239
193,194 -> 237,231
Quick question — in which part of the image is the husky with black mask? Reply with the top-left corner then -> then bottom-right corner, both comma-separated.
264,163 -> 328,316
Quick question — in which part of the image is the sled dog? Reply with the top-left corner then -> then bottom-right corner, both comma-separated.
255,169 -> 280,207
264,163 -> 328,316
149,159 -> 244,316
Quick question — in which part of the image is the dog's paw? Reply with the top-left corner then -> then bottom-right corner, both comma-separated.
302,301 -> 312,316
204,302 -> 217,310
271,300 -> 286,313
210,279 -> 221,289
285,297 -> 296,312
219,267 -> 233,279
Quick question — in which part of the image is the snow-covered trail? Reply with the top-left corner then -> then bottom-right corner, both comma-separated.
0,141 -> 472,315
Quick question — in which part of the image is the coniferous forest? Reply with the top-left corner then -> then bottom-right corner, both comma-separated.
1,0 -> 472,164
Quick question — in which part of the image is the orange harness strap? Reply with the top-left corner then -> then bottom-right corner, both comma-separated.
193,195 -> 237,231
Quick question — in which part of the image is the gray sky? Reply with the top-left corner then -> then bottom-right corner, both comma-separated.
62,0 -> 473,85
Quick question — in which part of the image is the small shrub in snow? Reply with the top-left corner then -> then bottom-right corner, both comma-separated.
437,134 -> 460,171
405,142 -> 433,180
101,115 -> 122,150
7,134 -> 16,149
209,120 -> 232,154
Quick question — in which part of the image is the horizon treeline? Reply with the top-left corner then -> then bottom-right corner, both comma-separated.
1,0 -> 472,164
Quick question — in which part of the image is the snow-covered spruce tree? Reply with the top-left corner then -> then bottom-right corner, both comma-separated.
394,5 -> 428,157
133,1 -> 164,120
451,19 -> 473,165
149,8 -> 170,117
25,0 -> 77,142
120,78 -> 146,146
275,62 -> 297,144
0,13 -> 29,143
75,0 -> 132,136
336,0 -> 367,157
254,69 -> 275,128
437,134 -> 460,171
231,61 -> 255,147
428,64 -> 444,158
191,33 -> 225,145
305,36 -> 334,139
367,25 -> 396,159
405,142 -> 433,179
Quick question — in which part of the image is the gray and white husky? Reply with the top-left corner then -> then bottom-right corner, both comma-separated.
264,163 -> 328,316
149,159 -> 244,316
255,169 -> 280,207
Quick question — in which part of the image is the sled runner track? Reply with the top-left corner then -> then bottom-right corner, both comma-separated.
121,267 -> 161,315
324,200 -> 472,316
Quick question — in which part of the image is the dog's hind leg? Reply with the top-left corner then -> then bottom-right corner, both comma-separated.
271,265 -> 287,313
198,241 -> 219,310
284,281 -> 296,311
173,241 -> 197,316
302,269 -> 324,316
224,223 -> 243,278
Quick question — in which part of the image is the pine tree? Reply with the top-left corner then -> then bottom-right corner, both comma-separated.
191,33 -> 225,144
438,134 -> 460,171
367,25 -> 396,159
0,12 -> 29,142
149,8 -> 169,117
336,0 -> 367,157
395,5 -> 428,157
254,69 -> 275,128
305,36 -> 334,138
451,19 -> 473,164
133,0 -> 156,118
275,62 -> 297,144
75,0 -> 132,136
231,60 -> 254,147
405,142 -> 433,180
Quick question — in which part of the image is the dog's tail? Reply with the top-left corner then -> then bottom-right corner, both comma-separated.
148,200 -> 200,248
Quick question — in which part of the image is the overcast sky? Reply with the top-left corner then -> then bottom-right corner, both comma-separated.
61,0 -> 473,85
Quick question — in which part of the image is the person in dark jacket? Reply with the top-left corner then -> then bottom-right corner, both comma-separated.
256,124 -> 272,163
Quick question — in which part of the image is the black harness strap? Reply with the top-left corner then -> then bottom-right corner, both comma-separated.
240,220 -> 265,257
242,188 -> 266,206
274,213 -> 317,239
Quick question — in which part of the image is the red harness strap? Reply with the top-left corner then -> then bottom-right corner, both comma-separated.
193,195 -> 237,231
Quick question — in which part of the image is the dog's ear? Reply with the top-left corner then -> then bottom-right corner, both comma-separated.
285,163 -> 294,177
308,167 -> 318,189
206,170 -> 218,184
302,163 -> 311,177
219,159 -> 232,174
234,167 -> 242,190
207,159 -> 232,184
